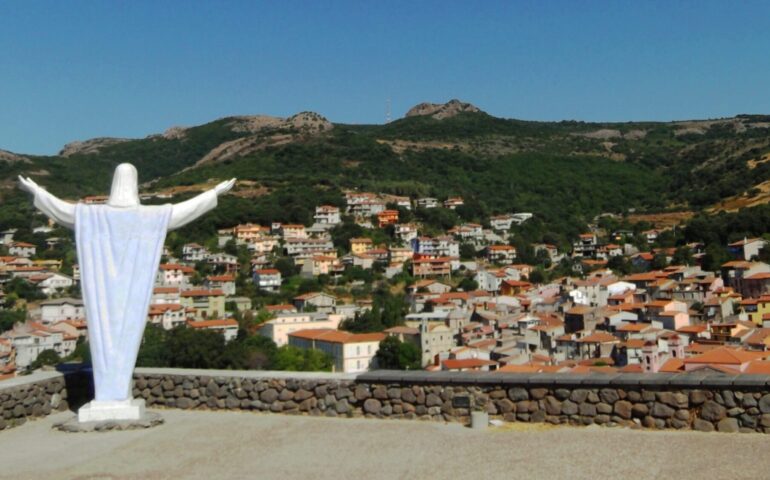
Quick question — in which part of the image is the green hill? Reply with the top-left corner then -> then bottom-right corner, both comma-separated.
2,101 -> 770,245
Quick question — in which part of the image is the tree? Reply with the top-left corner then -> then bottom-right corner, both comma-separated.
457,277 -> 478,292
272,345 -> 333,371
375,337 -> 421,370
30,349 -> 61,370
0,309 -> 26,333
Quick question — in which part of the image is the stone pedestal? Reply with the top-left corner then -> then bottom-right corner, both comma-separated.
78,398 -> 146,423
470,411 -> 489,429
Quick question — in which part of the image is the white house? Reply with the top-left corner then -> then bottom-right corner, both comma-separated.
31,272 -> 74,296
253,269 -> 282,292
259,312 -> 344,346
314,205 -> 341,225
187,318 -> 239,343
39,297 -> 85,324
8,242 -> 36,258
288,329 -> 385,373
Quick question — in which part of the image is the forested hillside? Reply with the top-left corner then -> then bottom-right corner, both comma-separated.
2,102 -> 770,246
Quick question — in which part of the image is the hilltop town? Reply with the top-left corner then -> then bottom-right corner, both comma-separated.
1,185 -> 769,379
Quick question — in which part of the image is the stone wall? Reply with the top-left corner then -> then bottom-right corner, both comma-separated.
132,368 -> 770,434
3,367 -> 770,433
0,371 -> 71,430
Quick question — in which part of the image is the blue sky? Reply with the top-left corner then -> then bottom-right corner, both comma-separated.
1,1 -> 769,154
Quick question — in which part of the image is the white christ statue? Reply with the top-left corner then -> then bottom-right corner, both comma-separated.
19,163 -> 235,422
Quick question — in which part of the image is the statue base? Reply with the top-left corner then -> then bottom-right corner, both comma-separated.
78,398 -> 146,423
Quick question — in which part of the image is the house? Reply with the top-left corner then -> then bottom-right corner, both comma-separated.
180,289 -> 226,320
288,329 -> 385,373
490,214 -> 516,232
728,238 -> 767,261
233,223 -> 269,244
412,255 -> 453,278
207,253 -> 239,273
443,197 -> 464,209
8,242 -> 36,258
148,303 -> 187,330
388,247 -> 413,265
395,223 -> 419,243
486,245 -> 517,264
533,243 -> 560,263
564,305 -> 598,333
350,237 -> 373,255
39,297 -> 85,324
416,197 -> 438,209
30,272 -> 74,296
182,243 -> 210,262
280,224 -> 307,240
411,236 -> 460,258
293,292 -> 337,313
301,256 -> 343,277
572,234 -> 598,257
683,346 -> 770,373
576,331 -> 620,361
152,286 -> 181,305
449,223 -> 484,241
722,261 -> 770,297
157,263 -> 195,288
248,235 -> 280,255
259,312 -> 344,346
314,205 -> 341,225
377,209 -> 399,228
0,228 -> 17,245
253,269 -> 282,292
187,318 -> 239,343
284,238 -> 334,258
2,322 -> 76,370
205,274 -> 236,296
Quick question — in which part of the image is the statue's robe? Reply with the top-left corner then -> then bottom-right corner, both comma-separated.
32,188 -> 217,401
76,204 -> 172,400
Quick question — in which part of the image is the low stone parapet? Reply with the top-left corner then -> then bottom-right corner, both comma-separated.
0,371 -> 71,430
132,368 -> 770,433
3,367 -> 770,433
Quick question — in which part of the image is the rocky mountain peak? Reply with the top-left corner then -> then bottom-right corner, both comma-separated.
405,99 -> 482,120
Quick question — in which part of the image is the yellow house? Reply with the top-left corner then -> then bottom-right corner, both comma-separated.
741,295 -> 770,325
350,237 -> 373,255
180,289 -> 226,320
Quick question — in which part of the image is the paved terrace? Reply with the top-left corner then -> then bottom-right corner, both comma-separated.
2,408 -> 770,480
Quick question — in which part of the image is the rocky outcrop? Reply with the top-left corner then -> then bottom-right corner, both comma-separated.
59,137 -> 130,157
405,99 -> 482,120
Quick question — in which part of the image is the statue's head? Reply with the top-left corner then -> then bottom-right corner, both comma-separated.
108,163 -> 140,208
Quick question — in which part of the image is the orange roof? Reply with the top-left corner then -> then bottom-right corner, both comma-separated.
255,269 -> 281,275
623,339 -> 646,349
288,328 -> 385,344
442,358 -> 497,370
619,364 -> 643,373
659,358 -> 685,373
744,360 -> 770,375
187,319 -> 238,328
577,332 -> 619,343
684,347 -> 770,365
265,304 -> 295,312
616,323 -> 648,332
180,289 -> 225,297
153,287 -> 180,294
675,325 -> 708,334
159,263 -> 195,273
207,274 -> 235,282
496,364 -> 541,373
746,273 -> 770,281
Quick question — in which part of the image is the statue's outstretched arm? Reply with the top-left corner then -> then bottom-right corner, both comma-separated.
167,178 -> 236,231
18,175 -> 76,230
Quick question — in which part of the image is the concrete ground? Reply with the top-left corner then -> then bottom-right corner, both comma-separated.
2,409 -> 770,480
